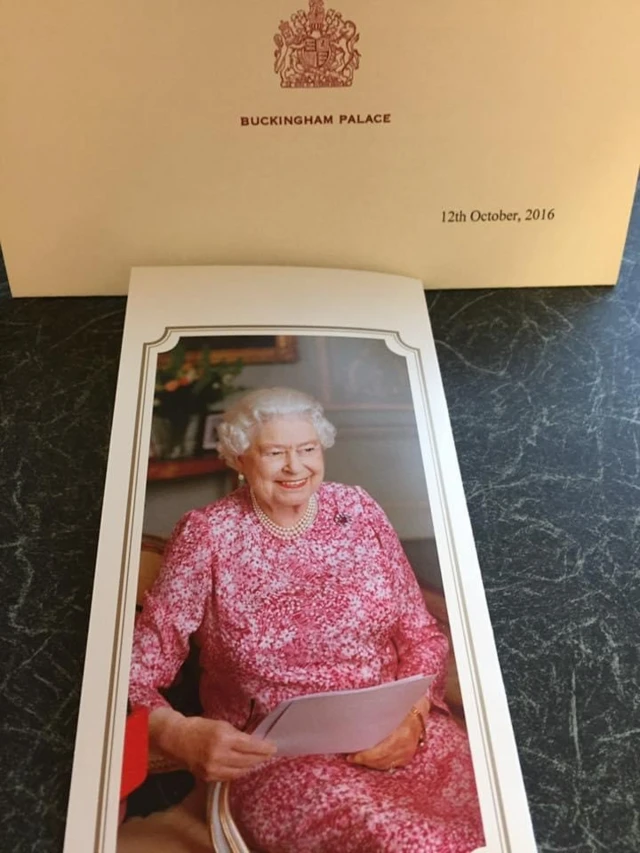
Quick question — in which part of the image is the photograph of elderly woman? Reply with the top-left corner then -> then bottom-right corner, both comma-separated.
118,335 -> 484,853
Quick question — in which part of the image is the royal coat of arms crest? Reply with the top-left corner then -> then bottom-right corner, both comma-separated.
274,0 -> 360,88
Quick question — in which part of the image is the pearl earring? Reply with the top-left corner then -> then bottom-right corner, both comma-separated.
238,473 -> 246,485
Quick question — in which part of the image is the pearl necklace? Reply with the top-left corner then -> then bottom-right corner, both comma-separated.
250,490 -> 318,540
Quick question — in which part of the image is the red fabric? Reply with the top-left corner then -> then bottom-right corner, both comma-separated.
120,707 -> 149,800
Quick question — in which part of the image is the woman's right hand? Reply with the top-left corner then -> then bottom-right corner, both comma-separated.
150,708 -> 277,782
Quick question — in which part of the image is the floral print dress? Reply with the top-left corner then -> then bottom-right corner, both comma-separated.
129,483 -> 484,853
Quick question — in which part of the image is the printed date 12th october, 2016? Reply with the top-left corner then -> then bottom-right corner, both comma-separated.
441,208 -> 555,224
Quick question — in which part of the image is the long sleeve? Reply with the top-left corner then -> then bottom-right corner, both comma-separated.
357,487 -> 450,710
128,509 -> 214,711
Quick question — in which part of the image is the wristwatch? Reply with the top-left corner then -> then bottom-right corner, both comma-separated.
409,705 -> 427,748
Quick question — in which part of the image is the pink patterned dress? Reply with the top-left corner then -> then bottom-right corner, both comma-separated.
130,483 -> 484,853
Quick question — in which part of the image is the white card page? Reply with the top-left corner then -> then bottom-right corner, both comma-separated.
252,675 -> 434,756
61,266 -> 538,853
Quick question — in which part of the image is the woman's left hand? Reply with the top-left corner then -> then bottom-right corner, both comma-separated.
346,700 -> 429,771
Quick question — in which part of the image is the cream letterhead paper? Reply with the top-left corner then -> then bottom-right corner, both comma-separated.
2,2 -> 639,295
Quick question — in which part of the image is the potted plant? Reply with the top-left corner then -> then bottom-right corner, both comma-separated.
151,342 -> 246,459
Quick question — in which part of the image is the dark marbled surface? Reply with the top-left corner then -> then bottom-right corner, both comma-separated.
1,183 -> 639,852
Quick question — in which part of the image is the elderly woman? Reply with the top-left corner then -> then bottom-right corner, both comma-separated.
120,387 -> 484,853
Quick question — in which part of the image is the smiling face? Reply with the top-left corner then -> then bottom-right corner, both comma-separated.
236,416 -> 325,516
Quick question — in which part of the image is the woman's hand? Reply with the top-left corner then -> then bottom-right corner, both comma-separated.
346,699 -> 429,771
150,708 -> 277,782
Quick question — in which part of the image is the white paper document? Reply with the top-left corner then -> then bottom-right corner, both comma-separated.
251,675 -> 433,757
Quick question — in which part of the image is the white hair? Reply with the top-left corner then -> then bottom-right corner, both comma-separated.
216,387 -> 336,467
